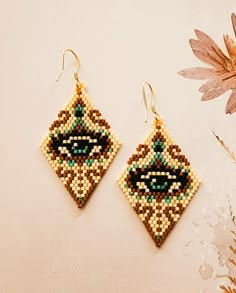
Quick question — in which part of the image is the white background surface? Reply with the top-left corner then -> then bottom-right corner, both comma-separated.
0,0 -> 236,292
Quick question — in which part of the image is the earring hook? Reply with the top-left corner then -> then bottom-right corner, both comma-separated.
56,48 -> 80,83
142,81 -> 160,123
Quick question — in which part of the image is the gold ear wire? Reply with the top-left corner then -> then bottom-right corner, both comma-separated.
142,81 -> 160,123
56,49 -> 80,83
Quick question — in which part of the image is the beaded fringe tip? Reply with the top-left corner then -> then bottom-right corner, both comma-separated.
41,82 -> 121,208
118,118 -> 200,247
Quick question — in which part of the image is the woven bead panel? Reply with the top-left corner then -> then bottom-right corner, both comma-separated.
118,118 -> 200,247
41,82 -> 121,208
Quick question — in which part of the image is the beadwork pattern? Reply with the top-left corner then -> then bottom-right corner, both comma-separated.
118,118 -> 200,247
41,82 -> 121,208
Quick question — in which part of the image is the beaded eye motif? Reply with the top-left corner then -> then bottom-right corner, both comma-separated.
41,82 -> 121,208
118,118 -> 200,247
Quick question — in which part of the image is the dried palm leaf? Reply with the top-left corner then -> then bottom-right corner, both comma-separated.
213,132 -> 236,164
220,285 -> 236,293
220,231 -> 236,292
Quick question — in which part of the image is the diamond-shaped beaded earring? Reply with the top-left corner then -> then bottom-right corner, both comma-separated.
118,82 -> 200,247
41,49 -> 121,208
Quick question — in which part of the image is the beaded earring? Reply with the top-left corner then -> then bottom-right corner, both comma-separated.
41,49 -> 121,208
118,82 -> 200,247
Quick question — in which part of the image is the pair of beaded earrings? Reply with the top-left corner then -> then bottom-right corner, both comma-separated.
41,49 -> 201,247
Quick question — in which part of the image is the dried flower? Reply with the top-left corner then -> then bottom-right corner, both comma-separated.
179,13 -> 236,114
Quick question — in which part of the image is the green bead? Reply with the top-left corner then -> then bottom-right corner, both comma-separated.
136,196 -> 141,200
147,195 -> 155,202
153,139 -> 165,149
98,158 -> 103,163
108,148 -> 113,152
74,104 -> 85,116
85,159 -> 94,166
177,196 -> 182,200
165,196 -> 172,203
129,191 -> 134,195
58,160 -> 63,164
67,160 -> 75,167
